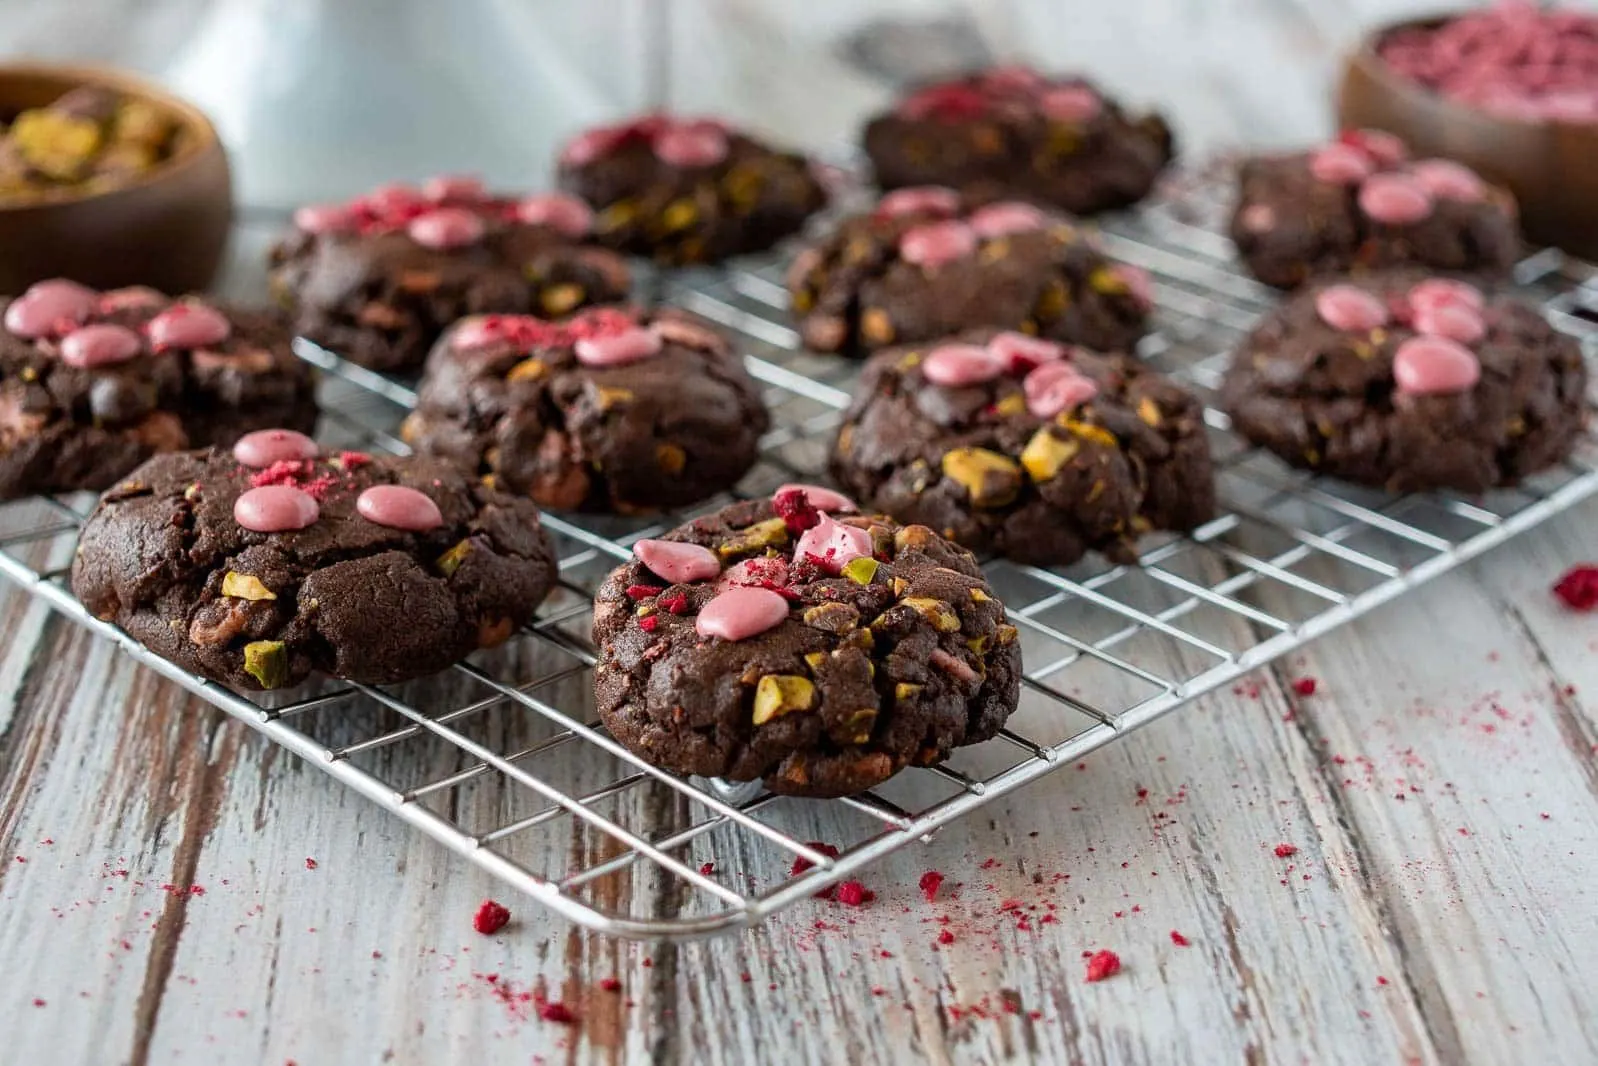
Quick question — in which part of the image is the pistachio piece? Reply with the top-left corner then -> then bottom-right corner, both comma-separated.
540,283 -> 585,317
843,708 -> 878,745
183,482 -> 202,502
1137,396 -> 1162,427
994,393 -> 1028,417
969,588 -> 992,603
752,674 -> 816,726
717,517 -> 790,558
436,538 -> 473,577
893,524 -> 936,554
803,651 -> 828,672
891,576 -> 910,597
842,627 -> 875,650
966,635 -> 990,655
243,640 -> 288,689
661,198 -> 698,232
595,386 -> 634,411
996,623 -> 1019,645
841,557 -> 879,586
1035,277 -> 1070,319
1088,265 -> 1129,295
902,596 -> 961,633
802,602 -> 859,632
222,571 -> 276,601
894,682 -> 923,702
656,443 -> 686,475
1058,419 -> 1118,448
861,308 -> 895,346
506,357 -> 548,383
1020,428 -> 1081,482
941,447 -> 1021,508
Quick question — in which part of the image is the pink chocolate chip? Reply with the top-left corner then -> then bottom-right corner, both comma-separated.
1238,203 -> 1277,234
715,555 -> 791,593
293,203 -> 355,234
5,279 -> 96,339
1407,279 -> 1484,315
1039,84 -> 1102,123
968,201 -> 1049,238
365,182 -> 426,215
981,65 -> 1047,93
1112,264 -> 1154,308
1409,159 -> 1487,203
794,513 -> 873,573
899,221 -> 977,268
235,485 -> 320,533
574,327 -> 662,367
653,123 -> 729,168
987,331 -> 1065,372
1024,362 -> 1099,419
695,586 -> 790,642
356,485 -> 444,532
774,483 -> 856,513
233,429 -> 319,468
635,539 -> 720,585
1358,173 -> 1434,225
922,343 -> 1005,387
97,286 -> 165,313
516,193 -> 594,238
1393,336 -> 1481,395
407,208 -> 487,250
146,303 -> 231,350
1308,143 -> 1376,185
58,324 -> 142,369
876,186 -> 961,218
1341,129 -> 1409,166
1314,284 -> 1390,332
422,175 -> 486,202
561,125 -> 629,167
1412,303 -> 1487,344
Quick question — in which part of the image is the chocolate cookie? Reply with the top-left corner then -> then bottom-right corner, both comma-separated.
1231,130 -> 1521,289
1222,273 -> 1588,493
268,177 -> 633,373
556,113 -> 828,265
862,67 -> 1175,215
402,307 -> 770,513
71,434 -> 558,690
788,188 -> 1153,358
830,330 -> 1214,566
593,488 -> 1022,798
0,280 -> 317,500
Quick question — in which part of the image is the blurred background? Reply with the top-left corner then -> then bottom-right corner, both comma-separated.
0,0 -> 1482,208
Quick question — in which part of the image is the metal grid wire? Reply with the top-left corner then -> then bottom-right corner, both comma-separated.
2,166 -> 1595,940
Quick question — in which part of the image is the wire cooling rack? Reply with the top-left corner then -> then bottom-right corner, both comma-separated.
2,167 -> 1595,940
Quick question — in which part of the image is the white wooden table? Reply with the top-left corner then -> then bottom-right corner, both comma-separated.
4,2 -> 1598,1064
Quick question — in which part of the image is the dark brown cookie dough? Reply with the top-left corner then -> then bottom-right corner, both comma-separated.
593,489 -> 1022,798
268,177 -> 633,373
0,280 -> 317,500
1230,130 -> 1520,289
402,307 -> 770,513
788,189 -> 1152,359
556,113 -> 829,265
72,438 -> 558,690
862,67 -> 1175,215
829,330 -> 1214,566
1222,272 -> 1587,493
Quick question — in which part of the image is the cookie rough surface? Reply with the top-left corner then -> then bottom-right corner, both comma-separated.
593,494 -> 1022,798
72,446 -> 557,689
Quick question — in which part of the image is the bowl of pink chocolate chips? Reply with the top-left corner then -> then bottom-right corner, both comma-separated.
1339,2 -> 1598,258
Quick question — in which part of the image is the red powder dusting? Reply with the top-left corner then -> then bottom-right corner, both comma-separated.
1292,677 -> 1318,696
638,615 -> 659,633
1170,930 -> 1191,947
919,870 -> 945,903
1085,950 -> 1122,983
249,460 -> 312,489
772,488 -> 822,534
599,977 -> 622,993
835,881 -> 875,907
538,1000 -> 577,1024
937,929 -> 956,945
473,899 -> 511,935
304,858 -> 317,870
337,450 -> 371,469
1553,566 -> 1598,611
625,584 -> 664,601
1273,844 -> 1298,858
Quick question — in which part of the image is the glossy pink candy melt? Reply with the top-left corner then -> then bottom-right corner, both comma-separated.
1409,159 -> 1487,203
293,203 -> 354,234
407,208 -> 486,249
356,485 -> 445,532
422,175 -> 486,202
653,124 -> 729,168
876,186 -> 961,218
1024,361 -> 1099,419
1315,284 -> 1389,332
899,221 -> 977,267
4,279 -> 96,339
1407,279 -> 1484,315
922,343 -> 1004,387
59,324 -> 142,369
968,201 -> 1048,238
1308,144 -> 1375,185
634,539 -> 720,585
452,315 -> 533,352
97,286 -> 165,313
1342,129 -> 1408,166
1113,264 -> 1154,307
235,485 -> 320,533
516,193 -> 594,238
794,513 -> 872,573
574,327 -> 663,367
1358,173 -> 1434,225
988,331 -> 1064,372
1412,303 -> 1486,345
233,429 -> 319,468
774,483 -> 855,512
146,303 -> 231,350
1039,84 -> 1102,123
696,586 -> 790,642
1393,336 -> 1481,396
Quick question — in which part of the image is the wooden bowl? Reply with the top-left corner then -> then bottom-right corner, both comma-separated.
0,64 -> 232,294
1338,15 -> 1598,261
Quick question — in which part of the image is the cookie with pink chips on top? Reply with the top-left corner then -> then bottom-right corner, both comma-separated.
0,280 -> 316,500
592,487 -> 1021,797
268,176 -> 632,373
1230,130 -> 1521,289
862,66 -> 1175,216
71,433 -> 556,691
829,329 -> 1214,566
1222,272 -> 1587,493
788,187 -> 1154,358
555,113 -> 828,265
401,306 -> 769,513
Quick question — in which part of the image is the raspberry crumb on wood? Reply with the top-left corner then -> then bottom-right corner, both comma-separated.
1085,949 -> 1122,982
473,899 -> 511,935
1553,565 -> 1598,611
